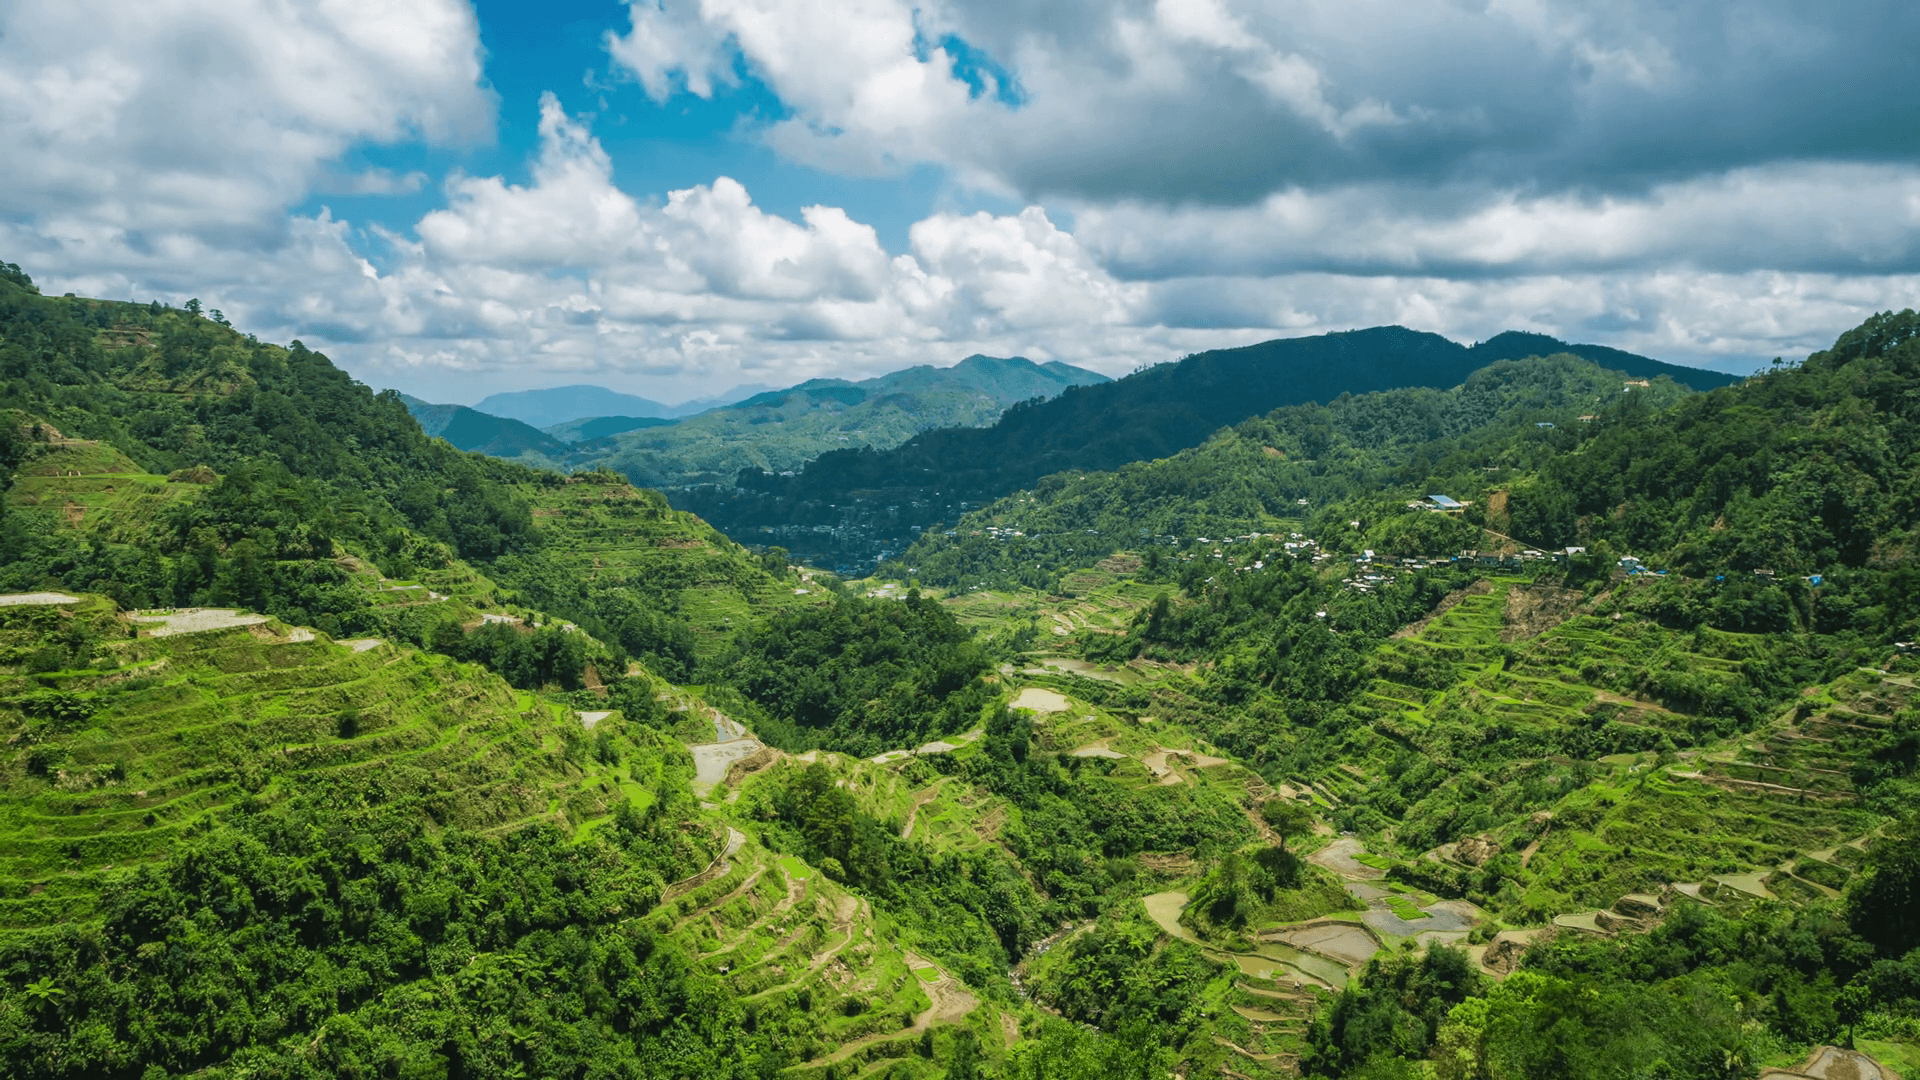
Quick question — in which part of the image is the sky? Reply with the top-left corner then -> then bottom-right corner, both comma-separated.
3,0 -> 1917,405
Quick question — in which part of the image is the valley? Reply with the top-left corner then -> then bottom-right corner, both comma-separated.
0,270 -> 1916,1079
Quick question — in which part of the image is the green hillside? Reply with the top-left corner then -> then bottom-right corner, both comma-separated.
890,353 -> 1694,590
3,256 -> 1919,1080
0,269 -> 802,692
0,596 -> 675,932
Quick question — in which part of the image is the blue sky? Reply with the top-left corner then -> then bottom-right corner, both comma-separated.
3,0 -> 1917,404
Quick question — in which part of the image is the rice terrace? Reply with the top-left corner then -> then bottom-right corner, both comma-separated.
4,4 -> 1920,1075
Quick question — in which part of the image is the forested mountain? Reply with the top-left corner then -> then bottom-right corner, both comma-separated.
678,326 -> 1734,572
4,254 -> 1918,1080
0,263 -> 794,686
565,352 -> 1109,489
409,354 -> 1108,489
399,392 -> 574,464
890,353 -> 1695,590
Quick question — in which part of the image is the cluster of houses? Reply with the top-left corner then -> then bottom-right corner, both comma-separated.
1335,544 -> 1601,593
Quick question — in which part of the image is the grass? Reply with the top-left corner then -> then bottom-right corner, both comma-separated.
778,855 -> 813,880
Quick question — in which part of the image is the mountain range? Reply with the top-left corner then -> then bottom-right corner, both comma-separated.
401,353 -> 1111,486
471,381 -> 774,428
677,326 -> 1738,570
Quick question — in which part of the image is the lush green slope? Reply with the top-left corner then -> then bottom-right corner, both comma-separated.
678,326 -> 1730,572
0,268 -> 800,689
5,252 -> 1919,1080
0,596 -> 674,934
889,353 -> 1694,591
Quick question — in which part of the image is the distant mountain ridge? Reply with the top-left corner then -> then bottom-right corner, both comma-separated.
554,353 -> 1111,488
402,354 -> 1109,484
472,385 -> 676,428
399,394 -> 571,464
675,325 -> 1737,570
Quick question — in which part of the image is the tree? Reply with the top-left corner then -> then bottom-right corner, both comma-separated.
1848,812 -> 1920,958
1261,797 -> 1316,851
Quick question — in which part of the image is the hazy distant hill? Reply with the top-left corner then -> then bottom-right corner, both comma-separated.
399,395 -> 572,463
567,354 -> 1110,488
474,382 -> 776,430
544,414 -> 680,443
472,384 -> 677,428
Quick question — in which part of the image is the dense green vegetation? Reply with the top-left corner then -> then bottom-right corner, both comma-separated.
6,255 -> 1920,1080
717,592 -> 992,753
1298,831 -> 1920,1079
0,268 -> 800,693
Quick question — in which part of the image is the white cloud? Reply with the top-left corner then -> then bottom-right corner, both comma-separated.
5,0 -> 1918,406
1073,164 -> 1920,279
0,0 -> 489,238
605,0 -> 1920,203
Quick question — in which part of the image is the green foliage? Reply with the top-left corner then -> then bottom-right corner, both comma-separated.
719,591 -> 991,754
0,798 -> 778,1079
756,762 -> 1045,976
1509,310 -> 1920,601
1032,911 -> 1214,1033
1849,812 -> 1920,958
1304,947 -> 1483,1076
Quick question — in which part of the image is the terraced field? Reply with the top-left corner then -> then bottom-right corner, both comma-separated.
4,439 -> 202,542
0,593 -> 668,934
514,475 -> 819,658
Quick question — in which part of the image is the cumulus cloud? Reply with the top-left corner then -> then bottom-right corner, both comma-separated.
1072,164 -> 1920,280
0,0 -> 488,238
3,0 -> 1917,403
338,100 -> 1151,386
607,0 -> 1920,203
